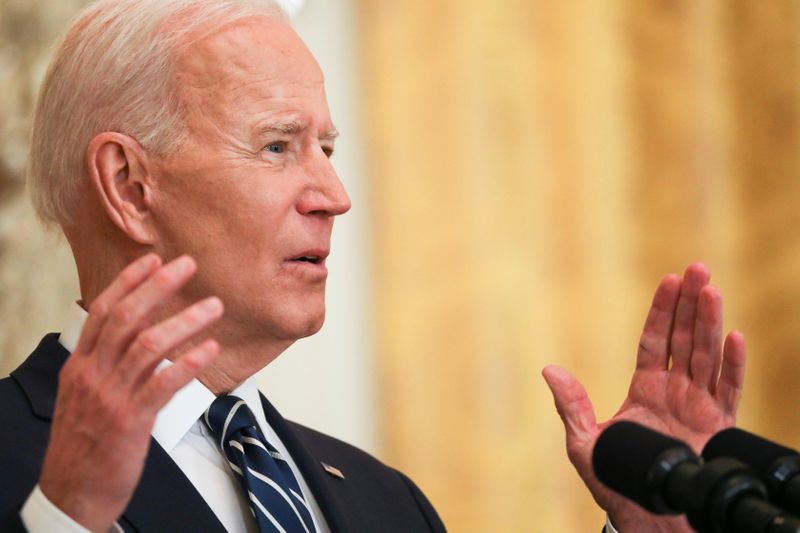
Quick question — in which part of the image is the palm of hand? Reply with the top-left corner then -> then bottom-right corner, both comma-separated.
619,368 -> 735,450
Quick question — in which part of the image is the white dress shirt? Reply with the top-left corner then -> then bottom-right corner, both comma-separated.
21,303 -> 330,533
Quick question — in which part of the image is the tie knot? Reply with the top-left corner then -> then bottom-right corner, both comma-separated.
203,395 -> 258,444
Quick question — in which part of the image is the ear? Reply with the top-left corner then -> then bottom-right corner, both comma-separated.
86,132 -> 156,244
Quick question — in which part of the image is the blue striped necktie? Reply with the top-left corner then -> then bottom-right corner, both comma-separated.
204,395 -> 317,533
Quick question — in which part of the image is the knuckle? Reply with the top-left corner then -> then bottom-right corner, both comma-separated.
156,369 -> 180,391
92,386 -> 119,415
155,367 -> 189,395
639,333 -> 663,354
109,406 -> 135,432
75,370 -> 93,391
637,341 -> 651,358
152,268 -> 175,289
67,364 -> 97,393
135,329 -> 162,354
112,302 -> 138,326
118,266 -> 142,288
88,298 -> 110,318
182,356 -> 203,373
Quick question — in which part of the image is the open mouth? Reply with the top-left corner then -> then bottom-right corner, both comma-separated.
287,248 -> 329,267
291,256 -> 322,265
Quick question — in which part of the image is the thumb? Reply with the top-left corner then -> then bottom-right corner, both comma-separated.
542,364 -> 598,437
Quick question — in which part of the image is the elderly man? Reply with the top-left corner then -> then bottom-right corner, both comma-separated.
0,0 -> 745,531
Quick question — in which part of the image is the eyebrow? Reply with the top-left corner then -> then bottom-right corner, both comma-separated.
256,121 -> 340,141
322,127 -> 340,141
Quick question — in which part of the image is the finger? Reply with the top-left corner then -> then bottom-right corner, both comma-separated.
75,253 -> 162,355
140,339 -> 220,410
689,286 -> 723,390
116,296 -> 224,389
92,255 -> 197,369
635,274 -> 681,371
542,365 -> 597,437
670,262 -> 711,374
716,331 -> 746,414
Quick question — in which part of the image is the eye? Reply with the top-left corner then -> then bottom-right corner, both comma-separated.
263,142 -> 286,154
323,146 -> 335,158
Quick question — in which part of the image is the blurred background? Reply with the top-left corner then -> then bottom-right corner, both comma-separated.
2,0 -> 800,530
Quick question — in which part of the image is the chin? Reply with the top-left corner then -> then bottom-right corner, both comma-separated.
299,313 -> 325,338
259,294 -> 327,341
233,286 -> 327,342
270,308 -> 326,341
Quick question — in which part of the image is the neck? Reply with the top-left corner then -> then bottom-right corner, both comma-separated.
188,323 -> 294,396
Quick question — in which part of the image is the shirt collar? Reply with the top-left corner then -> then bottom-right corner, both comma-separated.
58,302 -> 88,353
57,302 -> 270,453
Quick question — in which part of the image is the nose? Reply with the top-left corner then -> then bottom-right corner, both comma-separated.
298,151 -> 352,217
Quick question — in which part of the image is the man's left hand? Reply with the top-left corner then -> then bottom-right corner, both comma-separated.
543,263 -> 746,532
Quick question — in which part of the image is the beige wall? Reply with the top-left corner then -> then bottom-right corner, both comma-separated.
358,0 -> 800,530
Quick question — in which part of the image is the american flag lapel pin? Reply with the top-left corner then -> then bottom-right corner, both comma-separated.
321,461 -> 345,479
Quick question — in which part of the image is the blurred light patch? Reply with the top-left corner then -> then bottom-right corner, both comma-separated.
277,0 -> 305,18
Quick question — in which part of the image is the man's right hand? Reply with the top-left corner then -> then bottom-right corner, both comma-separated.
38,253 -> 224,532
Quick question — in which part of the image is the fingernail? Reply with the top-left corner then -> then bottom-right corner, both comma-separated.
198,339 -> 220,360
201,296 -> 223,314
173,255 -> 196,273
140,253 -> 161,270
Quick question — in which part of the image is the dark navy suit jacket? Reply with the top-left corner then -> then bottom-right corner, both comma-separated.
0,334 -> 446,532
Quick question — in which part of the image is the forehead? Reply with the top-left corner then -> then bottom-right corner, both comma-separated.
174,17 -> 328,127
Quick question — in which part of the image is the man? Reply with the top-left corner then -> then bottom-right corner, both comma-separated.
2,1 -> 442,531
0,0 -> 745,531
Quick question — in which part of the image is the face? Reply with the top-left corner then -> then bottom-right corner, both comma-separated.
149,17 -> 350,346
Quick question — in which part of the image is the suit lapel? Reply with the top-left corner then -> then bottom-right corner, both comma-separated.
12,334 -> 225,533
121,439 -> 226,533
11,333 -> 68,419
260,395 -> 354,533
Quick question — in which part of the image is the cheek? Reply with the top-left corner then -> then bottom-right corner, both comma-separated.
154,162 -> 301,262
219,177 -> 301,235
218,194 -> 288,246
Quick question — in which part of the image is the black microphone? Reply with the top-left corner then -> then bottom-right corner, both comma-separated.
704,428 -> 800,516
593,421 -> 800,532
593,420 -> 698,514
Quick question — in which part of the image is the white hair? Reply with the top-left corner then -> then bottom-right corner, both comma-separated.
28,0 -> 286,227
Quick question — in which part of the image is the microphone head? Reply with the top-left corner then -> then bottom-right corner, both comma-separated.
593,421 -> 698,513
703,428 -> 799,472
703,426 -> 800,502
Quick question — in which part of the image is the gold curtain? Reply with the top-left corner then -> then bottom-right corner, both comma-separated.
358,1 -> 800,530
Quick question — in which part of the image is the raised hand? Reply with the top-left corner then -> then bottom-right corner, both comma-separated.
38,254 -> 224,532
542,263 -> 746,532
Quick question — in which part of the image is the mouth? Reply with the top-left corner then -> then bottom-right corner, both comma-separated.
286,249 -> 329,267
290,255 -> 323,265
